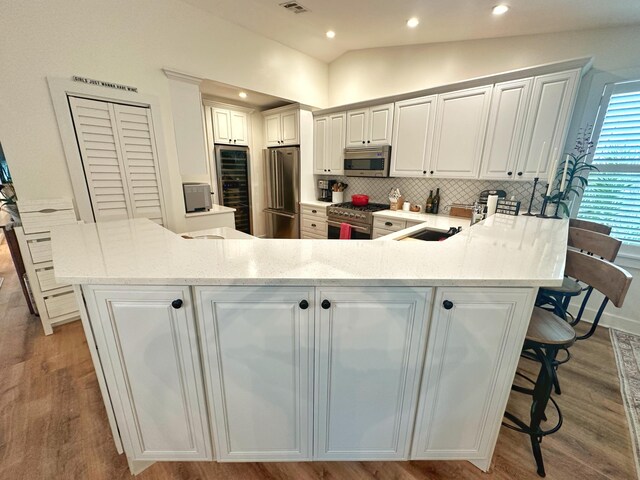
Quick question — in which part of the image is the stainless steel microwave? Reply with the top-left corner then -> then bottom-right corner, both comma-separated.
343,145 -> 391,177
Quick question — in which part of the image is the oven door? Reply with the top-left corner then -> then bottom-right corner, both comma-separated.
327,220 -> 371,240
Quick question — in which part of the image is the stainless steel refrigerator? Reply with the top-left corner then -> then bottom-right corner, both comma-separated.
215,145 -> 252,234
264,146 -> 300,238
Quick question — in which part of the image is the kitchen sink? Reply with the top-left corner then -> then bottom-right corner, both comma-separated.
399,226 -> 461,242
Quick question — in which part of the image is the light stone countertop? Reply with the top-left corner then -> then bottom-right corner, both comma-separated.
184,204 -> 236,217
51,214 -> 567,287
373,210 -> 471,233
180,227 -> 256,240
300,200 -> 335,209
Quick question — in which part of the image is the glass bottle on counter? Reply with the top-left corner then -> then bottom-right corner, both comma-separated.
425,190 -> 433,214
432,188 -> 440,214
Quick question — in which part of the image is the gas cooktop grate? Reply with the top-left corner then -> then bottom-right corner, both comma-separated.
331,202 -> 388,212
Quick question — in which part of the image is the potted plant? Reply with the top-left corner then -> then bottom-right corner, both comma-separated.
0,159 -> 19,222
548,126 -> 599,217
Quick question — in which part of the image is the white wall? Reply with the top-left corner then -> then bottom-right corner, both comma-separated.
0,0 -> 327,232
328,25 -> 640,106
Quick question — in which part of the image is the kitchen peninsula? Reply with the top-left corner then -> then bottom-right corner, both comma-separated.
51,215 -> 568,474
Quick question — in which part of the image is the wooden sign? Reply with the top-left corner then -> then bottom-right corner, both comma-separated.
72,76 -> 138,93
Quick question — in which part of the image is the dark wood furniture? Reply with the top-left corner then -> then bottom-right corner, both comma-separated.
1,218 -> 36,314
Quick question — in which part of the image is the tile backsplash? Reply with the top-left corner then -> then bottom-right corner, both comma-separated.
324,175 -> 541,211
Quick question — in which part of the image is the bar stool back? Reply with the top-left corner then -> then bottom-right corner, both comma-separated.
565,249 -> 632,339
569,218 -> 612,235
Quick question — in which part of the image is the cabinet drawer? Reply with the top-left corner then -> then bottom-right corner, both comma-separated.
373,228 -> 395,239
301,216 -> 327,235
36,267 -> 69,293
44,290 -> 78,319
301,205 -> 327,219
301,230 -> 327,240
27,238 -> 53,264
373,217 -> 407,232
21,209 -> 77,235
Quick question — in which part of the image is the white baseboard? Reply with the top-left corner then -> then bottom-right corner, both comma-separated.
571,305 -> 640,336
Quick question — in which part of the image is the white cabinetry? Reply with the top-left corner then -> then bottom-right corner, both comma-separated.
480,79 -> 532,180
300,204 -> 328,239
196,286 -> 314,461
390,96 -> 437,177
517,69 -> 580,180
84,285 -> 212,461
212,107 -> 248,145
314,287 -> 432,460
314,112 -> 346,175
430,86 -> 492,178
264,108 -> 300,147
411,287 -> 534,469
346,103 -> 394,147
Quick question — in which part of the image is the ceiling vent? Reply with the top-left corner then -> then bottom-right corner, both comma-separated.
279,1 -> 310,14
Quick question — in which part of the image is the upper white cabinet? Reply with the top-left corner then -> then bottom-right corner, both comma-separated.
517,69 -> 580,180
390,95 -> 437,177
196,286 -> 314,461
430,86 -> 493,178
165,72 -> 209,176
83,285 -> 212,461
212,107 -> 248,145
314,112 -> 346,175
411,287 -> 534,466
346,103 -> 394,147
264,108 -> 300,147
480,78 -> 533,180
314,287 -> 432,460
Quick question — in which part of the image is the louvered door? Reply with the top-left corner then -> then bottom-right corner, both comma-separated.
69,97 -> 166,225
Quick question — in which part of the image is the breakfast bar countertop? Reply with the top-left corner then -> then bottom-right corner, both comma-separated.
51,214 -> 568,287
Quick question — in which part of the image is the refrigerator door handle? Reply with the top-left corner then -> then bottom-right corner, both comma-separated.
263,208 -> 295,219
275,152 -> 284,209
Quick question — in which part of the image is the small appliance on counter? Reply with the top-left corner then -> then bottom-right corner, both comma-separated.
183,183 -> 212,213
318,179 -> 336,202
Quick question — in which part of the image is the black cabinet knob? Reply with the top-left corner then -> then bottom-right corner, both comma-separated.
430,170 -> 434,174
517,171 -> 523,176
443,300 -> 454,310
385,221 -> 393,226
507,171 -> 513,176
311,223 -> 316,227
367,140 -> 371,143
321,299 -> 331,310
312,209 -> 317,213
328,169 -> 331,172
299,300 -> 309,310
171,299 -> 183,309
362,141 -> 365,144
423,170 -> 427,174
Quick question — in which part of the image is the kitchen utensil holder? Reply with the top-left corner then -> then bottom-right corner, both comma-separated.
332,191 -> 344,203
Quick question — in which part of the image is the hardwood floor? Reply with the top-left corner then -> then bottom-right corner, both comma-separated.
0,241 -> 635,479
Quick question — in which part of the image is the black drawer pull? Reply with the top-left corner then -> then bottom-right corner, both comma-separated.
312,209 -> 317,213
171,299 -> 183,309
517,171 -> 523,176
507,171 -> 513,176
299,300 -> 309,310
321,299 -> 331,309
311,223 -> 316,227
443,300 -> 454,310
385,221 -> 393,226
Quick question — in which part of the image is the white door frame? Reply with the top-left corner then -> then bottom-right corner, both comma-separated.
47,77 -> 172,224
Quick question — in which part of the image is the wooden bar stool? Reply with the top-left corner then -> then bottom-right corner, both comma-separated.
504,307 -> 576,477
537,227 -> 622,320
569,218 -> 612,235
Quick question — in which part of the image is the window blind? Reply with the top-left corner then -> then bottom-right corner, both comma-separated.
578,89 -> 640,245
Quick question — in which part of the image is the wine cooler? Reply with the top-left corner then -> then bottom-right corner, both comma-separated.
215,145 -> 252,234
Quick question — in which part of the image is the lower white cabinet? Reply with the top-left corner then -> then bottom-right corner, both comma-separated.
314,287 -> 432,460
411,287 -> 535,466
195,286 -> 314,461
83,285 -> 212,461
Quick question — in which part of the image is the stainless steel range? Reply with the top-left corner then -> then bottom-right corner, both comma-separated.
327,202 -> 388,239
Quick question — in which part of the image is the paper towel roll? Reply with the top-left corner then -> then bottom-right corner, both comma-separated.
487,194 -> 498,217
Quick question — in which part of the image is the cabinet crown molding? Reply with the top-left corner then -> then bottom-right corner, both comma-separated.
162,68 -> 203,85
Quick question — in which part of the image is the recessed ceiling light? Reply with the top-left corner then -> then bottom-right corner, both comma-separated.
238,92 -> 247,99
326,30 -> 336,39
492,4 -> 509,15
406,17 -> 419,28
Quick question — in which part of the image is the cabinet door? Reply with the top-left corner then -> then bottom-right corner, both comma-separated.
264,113 -> 282,147
196,286 -> 314,461
314,115 -> 329,174
390,96 -> 437,177
411,287 -> 535,467
369,103 -> 394,145
212,108 -> 232,144
480,79 -> 532,180
280,110 -> 299,145
327,112 -> 346,174
517,69 -> 580,180
315,287 -> 432,460
430,86 -> 492,178
346,108 -> 368,146
84,285 -> 212,461
230,110 -> 249,145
